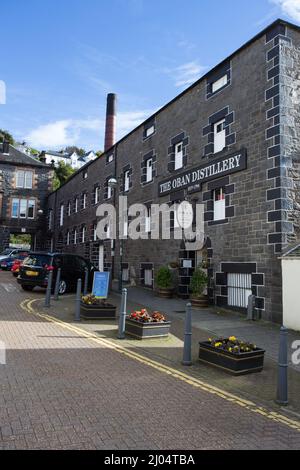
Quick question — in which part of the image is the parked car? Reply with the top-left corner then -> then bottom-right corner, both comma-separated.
17,252 -> 96,294
0,248 -> 29,262
1,251 -> 30,271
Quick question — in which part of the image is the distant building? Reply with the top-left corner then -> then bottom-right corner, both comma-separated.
43,150 -> 97,169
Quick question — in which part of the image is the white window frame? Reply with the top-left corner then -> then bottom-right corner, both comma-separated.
27,199 -> 35,219
19,200 -> 27,219
67,231 -> 70,245
212,74 -> 228,94
82,226 -> 86,243
95,186 -> 100,204
83,193 -> 87,209
93,224 -> 97,241
124,170 -> 130,192
214,119 -> 226,154
108,154 -> 114,163
174,142 -> 183,170
75,197 -> 78,213
68,202 -> 71,216
145,207 -> 151,233
146,158 -> 153,183
48,209 -> 53,229
59,204 -> 64,226
145,125 -> 155,138
11,198 -> 19,218
16,170 -> 33,189
107,185 -> 112,199
213,188 -> 226,221
74,229 -> 77,245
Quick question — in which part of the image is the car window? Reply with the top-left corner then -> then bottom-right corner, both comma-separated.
23,254 -> 51,267
75,257 -> 88,271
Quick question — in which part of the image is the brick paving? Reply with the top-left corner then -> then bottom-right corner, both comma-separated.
0,271 -> 300,449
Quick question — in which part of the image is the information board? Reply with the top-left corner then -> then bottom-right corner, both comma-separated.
92,271 -> 110,298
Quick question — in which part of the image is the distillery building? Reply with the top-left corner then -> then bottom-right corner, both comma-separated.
46,19 -> 300,324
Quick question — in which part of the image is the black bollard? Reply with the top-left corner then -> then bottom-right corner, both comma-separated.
182,302 -> 192,366
83,268 -> 89,296
75,278 -> 82,322
53,268 -> 61,301
117,288 -> 127,339
44,269 -> 53,308
276,326 -> 289,406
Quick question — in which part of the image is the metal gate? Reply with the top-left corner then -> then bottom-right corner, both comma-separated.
227,273 -> 252,308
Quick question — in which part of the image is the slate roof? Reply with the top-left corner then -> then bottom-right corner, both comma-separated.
0,144 -> 48,167
45,150 -> 70,158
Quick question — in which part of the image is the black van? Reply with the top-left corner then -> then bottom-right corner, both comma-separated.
17,252 -> 96,294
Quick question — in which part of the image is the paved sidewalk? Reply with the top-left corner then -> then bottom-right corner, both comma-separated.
0,271 -> 300,449
32,283 -> 300,418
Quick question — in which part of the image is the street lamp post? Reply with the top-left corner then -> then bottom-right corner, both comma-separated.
108,176 -> 123,293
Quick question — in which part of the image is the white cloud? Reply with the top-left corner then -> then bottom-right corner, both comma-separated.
270,0 -> 300,22
25,110 -> 154,149
166,61 -> 208,88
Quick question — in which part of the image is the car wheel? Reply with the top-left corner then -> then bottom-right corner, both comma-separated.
21,285 -> 34,291
58,279 -> 67,295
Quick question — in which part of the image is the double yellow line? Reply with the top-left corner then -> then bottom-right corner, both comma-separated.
21,298 -> 300,433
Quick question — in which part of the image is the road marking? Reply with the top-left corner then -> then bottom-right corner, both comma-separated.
0,282 -> 17,293
21,298 -> 300,432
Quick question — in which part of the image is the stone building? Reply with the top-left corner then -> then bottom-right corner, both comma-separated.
46,19 -> 300,324
0,141 -> 53,250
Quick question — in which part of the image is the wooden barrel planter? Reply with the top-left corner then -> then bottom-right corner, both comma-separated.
157,288 -> 173,299
199,341 -> 265,376
125,318 -> 171,339
80,302 -> 117,320
191,295 -> 208,308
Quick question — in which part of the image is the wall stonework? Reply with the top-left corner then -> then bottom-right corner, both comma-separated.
46,20 -> 300,324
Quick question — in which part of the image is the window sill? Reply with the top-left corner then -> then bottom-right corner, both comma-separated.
208,218 -> 228,226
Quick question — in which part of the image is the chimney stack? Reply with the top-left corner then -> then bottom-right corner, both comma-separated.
104,93 -> 117,151
2,140 -> 9,154
39,150 -> 46,164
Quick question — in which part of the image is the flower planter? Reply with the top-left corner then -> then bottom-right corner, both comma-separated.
80,302 -> 116,320
191,295 -> 208,308
199,341 -> 265,376
125,318 -> 171,339
157,288 -> 173,299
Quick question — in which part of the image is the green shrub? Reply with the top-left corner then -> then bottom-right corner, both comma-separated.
155,266 -> 173,289
190,267 -> 208,298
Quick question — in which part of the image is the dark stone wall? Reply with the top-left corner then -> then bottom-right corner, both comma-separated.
47,21 -> 300,323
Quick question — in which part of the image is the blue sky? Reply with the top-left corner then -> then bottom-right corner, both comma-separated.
0,0 -> 300,152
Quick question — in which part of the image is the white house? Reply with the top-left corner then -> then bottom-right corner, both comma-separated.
43,150 -> 97,169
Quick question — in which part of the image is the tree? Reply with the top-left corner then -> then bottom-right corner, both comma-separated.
53,161 -> 75,190
64,146 -> 86,156
0,129 -> 14,145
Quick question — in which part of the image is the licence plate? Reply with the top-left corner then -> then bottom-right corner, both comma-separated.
26,270 -> 38,276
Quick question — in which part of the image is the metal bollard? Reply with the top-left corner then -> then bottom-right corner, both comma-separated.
83,268 -> 89,296
247,294 -> 256,321
75,278 -> 82,322
182,302 -> 192,366
276,326 -> 289,406
53,268 -> 61,301
44,269 -> 53,308
117,288 -> 127,339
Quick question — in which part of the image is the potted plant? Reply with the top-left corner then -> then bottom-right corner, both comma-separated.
80,294 -> 116,320
155,266 -> 174,298
199,336 -> 265,375
190,267 -> 208,307
125,308 -> 171,339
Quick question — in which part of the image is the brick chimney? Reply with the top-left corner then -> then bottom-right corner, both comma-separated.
2,140 -> 9,154
104,93 -> 117,151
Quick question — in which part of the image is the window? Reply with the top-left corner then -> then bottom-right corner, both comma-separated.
145,207 -> 151,233
228,273 -> 252,308
60,204 -> 64,226
146,158 -> 153,183
11,198 -> 35,219
124,170 -> 130,192
68,202 -> 71,216
107,153 -> 114,164
83,193 -> 87,209
144,268 -> 152,287
74,229 -> 77,245
213,188 -> 226,221
83,171 -> 88,179
174,142 -> 183,170
27,200 -> 35,219
95,186 -> 100,204
75,197 -> 78,213
212,75 -> 228,94
48,209 -> 53,229
82,226 -> 86,243
107,185 -> 112,199
16,170 -> 33,189
93,224 -> 97,241
214,119 -> 226,153
145,125 -> 155,137
67,231 -> 70,245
